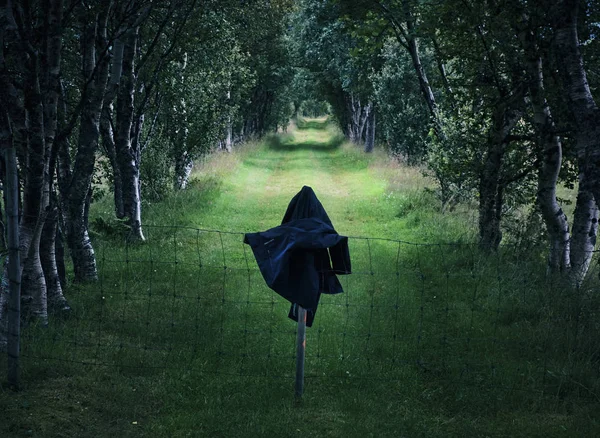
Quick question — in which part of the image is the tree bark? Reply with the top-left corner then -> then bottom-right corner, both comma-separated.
100,37 -> 125,218
225,87 -> 232,153
173,116 -> 192,190
0,0 -> 18,347
20,49 -> 49,324
60,3 -> 111,282
431,35 -> 454,105
364,105 -> 375,153
554,0 -> 600,286
345,94 -> 371,144
115,26 -> 145,241
478,145 -> 504,251
401,0 -> 442,138
100,101 -> 125,218
569,182 -> 598,285
174,151 -> 193,190
518,18 -> 571,272
478,102 -> 522,251
346,94 -> 358,142
41,191 -> 69,312
225,120 -> 233,152
0,141 -> 21,365
357,101 -> 370,142
41,0 -> 69,307
0,109 -> 12,350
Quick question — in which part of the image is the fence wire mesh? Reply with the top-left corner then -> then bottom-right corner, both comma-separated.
18,225 -> 600,400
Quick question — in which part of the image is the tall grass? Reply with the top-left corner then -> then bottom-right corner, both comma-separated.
2,119 -> 599,437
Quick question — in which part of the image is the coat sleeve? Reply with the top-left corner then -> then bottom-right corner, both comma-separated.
329,238 -> 351,274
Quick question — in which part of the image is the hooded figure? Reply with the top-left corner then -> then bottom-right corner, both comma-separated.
244,186 -> 351,326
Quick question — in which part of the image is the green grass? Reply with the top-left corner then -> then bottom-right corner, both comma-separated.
2,118 -> 600,437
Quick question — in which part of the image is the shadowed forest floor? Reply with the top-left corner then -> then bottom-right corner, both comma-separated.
1,118 -> 599,438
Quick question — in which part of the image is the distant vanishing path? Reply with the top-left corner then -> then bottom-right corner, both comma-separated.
186,117 -> 438,240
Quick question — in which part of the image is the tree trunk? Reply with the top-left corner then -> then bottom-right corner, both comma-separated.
20,52 -> 49,324
357,102 -> 370,142
41,191 -> 69,313
1,0 -> 66,330
100,101 -> 125,218
0,2 -> 18,347
569,182 -> 598,285
0,139 -> 21,356
478,103 -> 522,251
60,3 -> 111,282
55,222 -> 66,288
518,20 -> 571,272
346,94 -> 359,142
225,118 -> 233,153
101,36 -> 125,218
402,0 -> 442,137
0,259 -> 8,350
41,0 -> 69,307
345,94 -> 371,144
115,26 -> 145,241
0,197 -> 5,251
554,0 -> 600,285
535,118 -> 571,272
0,110 -> 12,350
174,151 -> 194,190
364,105 -> 375,153
173,116 -> 192,190
225,88 -> 232,152
431,36 -> 454,105
478,147 -> 503,251
406,30 -> 436,118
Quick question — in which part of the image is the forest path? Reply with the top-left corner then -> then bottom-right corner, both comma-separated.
178,117 -> 441,240
190,117 -> 395,236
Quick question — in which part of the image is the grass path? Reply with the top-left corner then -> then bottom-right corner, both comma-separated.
148,117 -> 471,243
197,117 -> 382,233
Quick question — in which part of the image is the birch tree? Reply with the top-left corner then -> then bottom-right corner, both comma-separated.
0,0 -> 70,329
552,0 -> 600,285
57,1 -> 112,282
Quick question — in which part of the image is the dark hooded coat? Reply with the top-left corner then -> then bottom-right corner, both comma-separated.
244,186 -> 351,326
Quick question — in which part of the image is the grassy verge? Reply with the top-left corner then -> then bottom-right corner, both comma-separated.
1,118 -> 599,437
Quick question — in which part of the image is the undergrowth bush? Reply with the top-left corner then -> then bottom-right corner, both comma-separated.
141,139 -> 174,202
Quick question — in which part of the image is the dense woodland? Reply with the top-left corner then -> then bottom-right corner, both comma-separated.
0,0 -> 599,348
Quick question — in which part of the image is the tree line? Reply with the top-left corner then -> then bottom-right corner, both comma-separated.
291,0 -> 600,286
0,0 -> 294,347
1,0 -> 599,347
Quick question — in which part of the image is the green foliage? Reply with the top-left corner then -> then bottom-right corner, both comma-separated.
395,189 -> 438,219
288,0 -> 381,132
89,216 -> 131,240
130,0 -> 297,194
233,0 -> 296,135
298,99 -> 330,117
372,38 -> 432,162
424,106 -> 484,209
140,136 -> 174,202
295,117 -> 331,130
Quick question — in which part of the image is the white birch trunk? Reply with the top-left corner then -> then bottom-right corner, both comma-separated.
518,20 -> 571,272
554,0 -> 600,286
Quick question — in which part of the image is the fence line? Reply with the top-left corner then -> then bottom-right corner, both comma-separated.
12,224 -> 600,401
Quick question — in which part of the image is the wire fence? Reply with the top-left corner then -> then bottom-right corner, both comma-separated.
15,225 -> 600,400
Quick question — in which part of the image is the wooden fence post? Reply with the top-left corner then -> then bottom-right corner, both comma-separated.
295,305 -> 306,399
